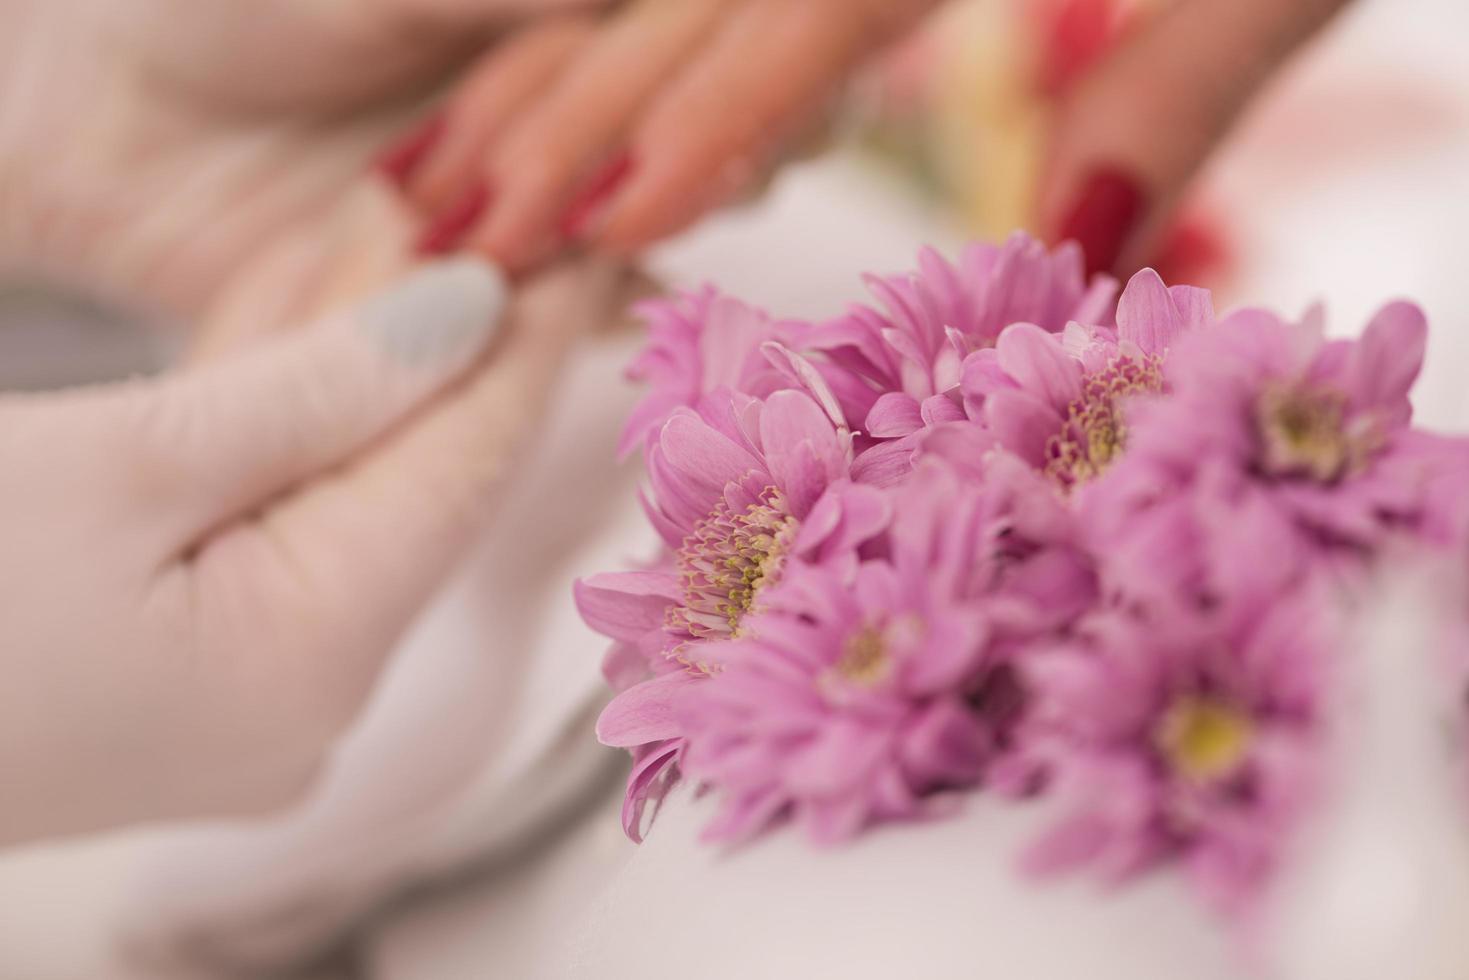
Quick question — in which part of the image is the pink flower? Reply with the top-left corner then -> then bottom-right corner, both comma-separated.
618,289 -> 807,457
580,387 -> 889,838
671,458 -> 1095,843
1110,299 -> 1433,550
1022,584 -> 1330,914
959,268 -> 1213,489
808,235 -> 1115,482
677,557 -> 994,844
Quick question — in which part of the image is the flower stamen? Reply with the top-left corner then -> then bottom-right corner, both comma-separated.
835,625 -> 893,688
1156,695 -> 1253,784
669,486 -> 796,655
1045,354 -> 1164,489
1254,382 -> 1366,482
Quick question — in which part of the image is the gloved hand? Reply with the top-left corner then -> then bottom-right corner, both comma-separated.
0,255 -> 617,847
0,0 -> 611,319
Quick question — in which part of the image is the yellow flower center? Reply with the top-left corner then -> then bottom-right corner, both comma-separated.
1156,696 -> 1254,784
1254,382 -> 1356,482
834,625 -> 893,688
670,487 -> 796,646
1045,354 -> 1165,490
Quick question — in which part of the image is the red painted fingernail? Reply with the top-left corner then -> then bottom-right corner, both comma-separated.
1151,212 -> 1231,287
558,151 -> 635,242
1057,166 -> 1147,277
416,181 -> 492,256
377,113 -> 447,190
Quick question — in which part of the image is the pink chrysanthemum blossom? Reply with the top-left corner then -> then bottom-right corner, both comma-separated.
676,558 -> 990,844
1104,299 -> 1437,551
793,238 -> 1104,481
1022,582 -> 1330,914
815,233 -> 1115,404
580,387 -> 888,838
959,268 -> 1213,490
807,234 -> 1116,483
675,502 -> 989,841
671,458 -> 1095,843
912,435 -> 1099,639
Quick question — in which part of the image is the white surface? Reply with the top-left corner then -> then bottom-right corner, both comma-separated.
559,785 -> 1242,980
1269,573 -> 1469,980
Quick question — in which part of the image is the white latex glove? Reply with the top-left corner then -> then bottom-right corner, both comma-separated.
0,0 -> 609,319
0,256 -> 608,847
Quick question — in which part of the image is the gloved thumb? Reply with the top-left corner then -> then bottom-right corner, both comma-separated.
109,257 -> 508,547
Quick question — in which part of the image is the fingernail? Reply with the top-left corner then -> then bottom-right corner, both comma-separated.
361,257 -> 508,368
416,181 -> 493,257
558,151 -> 635,242
1057,166 -> 1147,277
1151,213 -> 1230,288
376,113 -> 447,190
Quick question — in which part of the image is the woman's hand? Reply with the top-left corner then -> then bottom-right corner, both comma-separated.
0,255 -> 623,846
1040,0 -> 1355,276
0,0 -> 610,318
389,0 -> 943,274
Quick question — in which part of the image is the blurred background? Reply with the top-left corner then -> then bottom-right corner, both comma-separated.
1,0 -> 1467,976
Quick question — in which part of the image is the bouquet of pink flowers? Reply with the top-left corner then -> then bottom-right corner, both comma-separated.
576,233 -> 1469,917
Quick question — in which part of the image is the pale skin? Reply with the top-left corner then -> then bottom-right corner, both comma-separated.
0,0 -> 1352,846
394,0 -> 1356,275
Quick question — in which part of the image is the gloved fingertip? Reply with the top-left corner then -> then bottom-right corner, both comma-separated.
359,257 -> 509,369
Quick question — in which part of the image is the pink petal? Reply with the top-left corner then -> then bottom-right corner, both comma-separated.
647,442 -> 713,531
851,435 -> 919,487
995,322 -> 1083,411
702,297 -> 776,391
574,572 -> 680,642
904,610 -> 988,692
762,341 -> 848,428
1117,268 -> 1183,353
959,348 -> 1015,419
1353,300 -> 1427,417
602,641 -> 653,693
699,784 -> 790,845
1167,284 -> 1214,332
660,412 -> 764,491
921,392 -> 966,426
618,392 -> 683,459
597,673 -> 693,747
1022,810 -> 1113,876
794,482 -> 892,557
916,422 -> 996,480
784,721 -> 888,797
900,699 -> 991,787
1074,273 -> 1121,326
639,485 -> 686,550
622,741 -> 682,843
802,795 -> 873,844
792,487 -> 843,553
761,390 -> 845,514
865,392 -> 924,437
984,388 -> 1063,467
